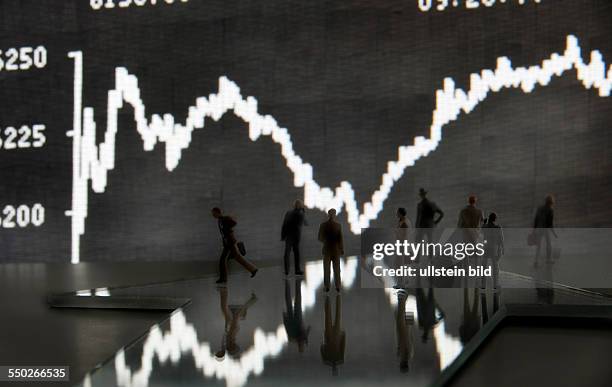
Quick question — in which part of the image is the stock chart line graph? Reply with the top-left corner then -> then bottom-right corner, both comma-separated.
66,35 -> 612,263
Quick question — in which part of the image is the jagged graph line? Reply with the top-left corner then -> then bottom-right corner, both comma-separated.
107,258 -> 359,387
67,35 -> 612,263
82,258 -> 460,387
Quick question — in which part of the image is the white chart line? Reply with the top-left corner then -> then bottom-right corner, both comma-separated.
67,35 -> 612,263
110,258 -> 360,387
86,257 -> 459,387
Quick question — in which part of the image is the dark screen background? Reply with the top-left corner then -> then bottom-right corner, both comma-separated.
0,0 -> 610,262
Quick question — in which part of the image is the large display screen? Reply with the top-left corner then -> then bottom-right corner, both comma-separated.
1,0 -> 610,262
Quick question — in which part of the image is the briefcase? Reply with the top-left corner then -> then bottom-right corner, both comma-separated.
237,241 -> 247,256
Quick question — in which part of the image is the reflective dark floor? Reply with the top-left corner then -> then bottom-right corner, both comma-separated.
77,257 -> 611,387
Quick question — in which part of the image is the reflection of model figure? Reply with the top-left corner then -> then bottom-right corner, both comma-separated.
321,294 -> 345,376
481,289 -> 501,325
532,195 -> 558,266
283,278 -> 310,352
215,287 -> 258,360
535,262 -> 555,304
281,200 -> 307,275
318,209 -> 344,292
459,288 -> 481,344
212,207 -> 258,284
415,286 -> 444,342
482,212 -> 504,289
395,290 -> 415,373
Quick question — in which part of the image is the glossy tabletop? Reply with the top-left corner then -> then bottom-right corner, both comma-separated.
76,257 -> 611,387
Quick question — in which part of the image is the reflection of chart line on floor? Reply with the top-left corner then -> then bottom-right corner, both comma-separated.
86,258 -> 460,387
66,35 -> 612,263
105,259 -> 358,387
